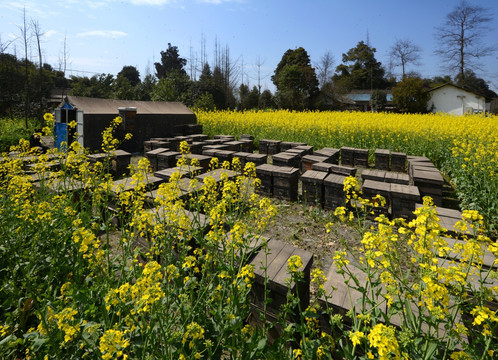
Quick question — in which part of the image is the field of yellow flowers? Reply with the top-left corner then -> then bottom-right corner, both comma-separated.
0,112 -> 496,359
197,110 -> 498,233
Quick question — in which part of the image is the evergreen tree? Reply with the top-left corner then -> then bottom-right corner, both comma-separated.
392,77 -> 430,113
154,43 -> 187,79
333,41 -> 388,91
272,47 -> 319,110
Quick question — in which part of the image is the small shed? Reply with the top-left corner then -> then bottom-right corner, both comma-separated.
55,96 -> 197,153
428,84 -> 486,115
345,90 -> 393,111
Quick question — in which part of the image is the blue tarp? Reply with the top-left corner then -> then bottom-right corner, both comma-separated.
348,93 -> 393,102
61,101 -> 74,110
55,123 -> 68,151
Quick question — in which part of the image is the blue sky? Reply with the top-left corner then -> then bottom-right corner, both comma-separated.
1,0 -> 497,92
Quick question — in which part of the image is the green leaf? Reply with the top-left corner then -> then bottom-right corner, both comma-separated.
256,338 -> 266,351
423,341 -> 438,360
404,299 -> 416,328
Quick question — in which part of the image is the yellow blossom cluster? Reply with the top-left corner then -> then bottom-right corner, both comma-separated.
198,109 -> 498,230
99,329 -> 130,360
105,261 -> 165,315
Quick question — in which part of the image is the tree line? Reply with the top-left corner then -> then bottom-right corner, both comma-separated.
0,0 -> 496,119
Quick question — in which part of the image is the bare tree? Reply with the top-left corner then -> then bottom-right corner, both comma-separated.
31,18 -> 45,121
188,39 -> 198,81
212,38 -> 240,108
240,55 -> 244,85
389,39 -> 421,79
221,45 -> 240,108
200,33 -> 207,68
435,0 -> 495,86
18,7 -> 31,127
254,56 -> 267,95
58,32 -> 69,76
315,51 -> 334,88
0,34 -> 15,54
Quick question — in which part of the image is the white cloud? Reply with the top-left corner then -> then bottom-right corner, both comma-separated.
76,30 -> 127,38
44,30 -> 58,38
0,1 -> 57,19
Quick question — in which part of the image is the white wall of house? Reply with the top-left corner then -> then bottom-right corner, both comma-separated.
429,85 -> 486,115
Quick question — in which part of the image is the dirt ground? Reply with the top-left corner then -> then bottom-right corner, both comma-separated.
261,198 -> 364,274
126,155 -> 367,278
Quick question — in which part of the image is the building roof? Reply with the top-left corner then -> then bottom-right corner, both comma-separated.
428,83 -> 485,99
59,96 -> 195,115
346,90 -> 393,102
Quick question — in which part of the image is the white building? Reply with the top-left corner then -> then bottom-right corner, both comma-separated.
428,84 -> 487,115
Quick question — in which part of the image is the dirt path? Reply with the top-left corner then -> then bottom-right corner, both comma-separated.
261,199 -> 363,274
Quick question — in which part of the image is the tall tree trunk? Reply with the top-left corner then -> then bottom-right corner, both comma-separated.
32,19 -> 44,126
459,21 -> 465,86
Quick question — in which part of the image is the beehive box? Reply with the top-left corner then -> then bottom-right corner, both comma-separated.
294,145 -> 313,156
280,141 -> 307,151
175,154 -> 212,171
391,152 -> 407,172
111,150 -> 132,177
272,152 -> 300,168
285,148 -> 308,159
168,137 -> 192,152
300,170 -> 328,205
250,239 -> 313,317
145,147 -> 170,172
240,134 -> 254,141
323,173 -> 347,210
239,139 -> 254,153
223,140 -> 246,152
246,153 -> 267,166
214,135 -> 235,142
202,144 -> 230,151
151,141 -> 171,150
390,183 -> 420,219
216,150 -> 236,164
362,179 -> 391,216
201,149 -> 219,157
157,151 -> 181,170
314,148 -> 340,164
272,166 -> 299,201
411,168 -> 444,206
195,168 -> 238,184
189,142 -> 206,154
384,172 -> 410,185
232,152 -> 252,167
259,139 -> 281,155
188,134 -> 209,142
311,162 -> 335,173
374,149 -> 390,170
256,163 -> 276,196
154,165 -> 203,181
340,147 -> 355,166
301,155 -> 330,173
353,148 -> 369,167
361,169 -> 386,183
143,140 -> 154,153
329,164 -> 357,177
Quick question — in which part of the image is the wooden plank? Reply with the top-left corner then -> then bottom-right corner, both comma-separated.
196,169 -> 238,183
266,243 -> 295,286
251,239 -> 285,278
321,263 -> 371,315
111,175 -> 164,195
